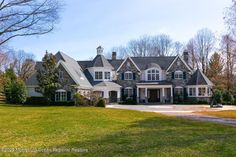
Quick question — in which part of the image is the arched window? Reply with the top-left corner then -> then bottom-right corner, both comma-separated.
147,69 -> 159,81
55,89 -> 67,102
174,70 -> 183,79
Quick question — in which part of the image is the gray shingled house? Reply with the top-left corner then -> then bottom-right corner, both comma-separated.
26,46 -> 214,104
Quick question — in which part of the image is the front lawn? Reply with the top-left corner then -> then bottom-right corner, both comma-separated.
0,104 -> 236,157
198,110 -> 236,119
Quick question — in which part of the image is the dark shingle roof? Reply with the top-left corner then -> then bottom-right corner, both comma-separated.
92,55 -> 113,69
108,59 -> 124,70
131,56 -> 176,70
25,62 -> 43,86
187,69 -> 214,86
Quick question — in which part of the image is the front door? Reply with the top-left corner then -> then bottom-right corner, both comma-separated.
149,89 -> 160,102
109,91 -> 117,103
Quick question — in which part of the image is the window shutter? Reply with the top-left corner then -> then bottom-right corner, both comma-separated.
121,73 -> 124,80
67,91 -> 71,101
172,72 -> 175,79
133,88 -> 136,100
183,72 -> 186,79
133,73 -> 136,80
121,88 -> 124,101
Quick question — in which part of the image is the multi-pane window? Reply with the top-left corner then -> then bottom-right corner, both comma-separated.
175,88 -> 183,95
124,71 -> 133,80
147,69 -> 159,81
55,91 -> 67,102
198,88 -> 206,96
189,88 -> 196,96
104,72 -> 111,80
95,71 -> 103,80
124,87 -> 133,98
174,71 -> 183,79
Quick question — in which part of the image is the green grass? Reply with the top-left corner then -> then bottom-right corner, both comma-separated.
0,104 -> 236,157
198,110 -> 236,119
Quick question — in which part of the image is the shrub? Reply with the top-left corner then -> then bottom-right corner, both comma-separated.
222,91 -> 234,104
74,93 -> 88,106
197,100 -> 209,104
5,79 -> 27,104
25,97 -> 47,105
214,89 -> 222,103
96,98 -> 106,107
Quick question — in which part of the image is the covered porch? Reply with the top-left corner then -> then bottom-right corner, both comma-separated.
136,83 -> 173,104
93,81 -> 121,103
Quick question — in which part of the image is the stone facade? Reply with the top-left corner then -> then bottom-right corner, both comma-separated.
166,57 -> 192,87
58,64 -> 77,98
116,58 -> 140,100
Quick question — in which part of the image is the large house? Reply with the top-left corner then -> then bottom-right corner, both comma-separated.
26,46 -> 214,104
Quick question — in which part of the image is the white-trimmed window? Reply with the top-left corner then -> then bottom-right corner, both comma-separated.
175,87 -> 183,95
124,71 -> 133,80
147,69 -> 159,81
95,71 -> 103,80
55,89 -> 67,102
174,71 -> 183,79
198,88 -> 206,96
124,87 -> 133,98
104,72 -> 111,80
189,88 -> 196,96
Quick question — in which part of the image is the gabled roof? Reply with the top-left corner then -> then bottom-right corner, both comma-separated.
26,52 -> 92,88
55,52 -> 92,88
25,62 -> 43,86
108,59 -> 124,70
116,57 -> 141,72
166,55 -> 193,72
187,69 -> 214,86
131,56 -> 176,70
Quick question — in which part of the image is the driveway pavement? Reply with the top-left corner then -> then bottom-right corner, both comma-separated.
107,104 -> 236,126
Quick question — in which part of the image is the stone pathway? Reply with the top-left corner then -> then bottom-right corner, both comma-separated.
107,104 -> 236,126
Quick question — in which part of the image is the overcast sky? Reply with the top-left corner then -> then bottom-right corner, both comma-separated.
10,0 -> 232,60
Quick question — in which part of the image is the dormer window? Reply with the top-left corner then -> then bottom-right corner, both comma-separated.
174,71 -> 183,79
147,69 -> 159,81
104,72 -> 111,80
95,71 -> 103,80
124,71 -> 133,80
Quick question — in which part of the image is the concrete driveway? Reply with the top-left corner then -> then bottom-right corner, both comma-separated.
107,104 -> 236,125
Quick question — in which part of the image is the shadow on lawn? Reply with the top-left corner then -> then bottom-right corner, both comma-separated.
41,117 -> 236,157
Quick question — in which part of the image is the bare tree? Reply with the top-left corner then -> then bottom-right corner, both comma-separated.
151,34 -> 173,56
186,38 -> 198,69
225,0 -> 236,37
221,34 -> 236,91
194,28 -> 215,74
20,58 -> 36,81
127,36 -> 152,57
0,0 -> 62,45
173,41 -> 184,55
107,46 -> 127,59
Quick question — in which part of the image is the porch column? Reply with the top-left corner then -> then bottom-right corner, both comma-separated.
170,87 -> 173,103
145,88 -> 148,103
117,89 -> 121,102
162,88 -> 165,103
136,87 -> 139,103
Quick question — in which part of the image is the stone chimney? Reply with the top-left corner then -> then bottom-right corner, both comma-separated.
97,46 -> 104,55
183,50 -> 189,64
112,52 -> 117,60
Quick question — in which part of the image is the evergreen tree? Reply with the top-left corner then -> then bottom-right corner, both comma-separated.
207,52 -> 225,90
37,51 -> 60,103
